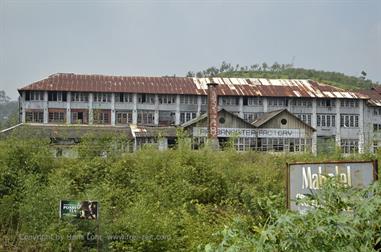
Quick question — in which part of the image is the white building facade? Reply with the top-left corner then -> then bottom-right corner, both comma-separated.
18,73 -> 379,154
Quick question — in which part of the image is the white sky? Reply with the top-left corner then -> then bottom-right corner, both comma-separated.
1,0 -> 380,99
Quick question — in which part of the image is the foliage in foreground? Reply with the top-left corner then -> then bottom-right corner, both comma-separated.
205,180 -> 381,251
0,136 -> 379,251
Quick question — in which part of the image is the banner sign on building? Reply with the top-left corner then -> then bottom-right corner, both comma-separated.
60,200 -> 98,220
287,161 -> 378,212
193,127 -> 304,138
257,129 -> 305,138
193,127 -> 257,138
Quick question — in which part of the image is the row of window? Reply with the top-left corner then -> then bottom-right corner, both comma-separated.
180,95 -> 198,105
26,111 -> 66,123
317,114 -> 336,127
26,110 -> 199,125
93,111 -> 110,124
25,110 -> 362,128
341,99 -> 359,108
94,93 -> 111,103
25,111 -> 44,123
291,99 -> 312,107
243,112 -> 264,123
341,139 -> 359,154
115,93 -> 133,103
373,108 -> 381,116
25,91 -> 44,101
219,97 -> 239,106
317,99 -> 336,107
374,124 -> 381,132
268,98 -> 287,107
48,92 -> 67,102
180,112 -> 197,124
24,92 -> 365,113
192,137 -> 311,152
295,113 -> 312,125
245,97 -> 263,106
49,112 -> 65,123
340,114 -> 359,128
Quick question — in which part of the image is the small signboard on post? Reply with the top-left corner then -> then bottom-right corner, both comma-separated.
60,200 -> 98,220
287,160 -> 378,212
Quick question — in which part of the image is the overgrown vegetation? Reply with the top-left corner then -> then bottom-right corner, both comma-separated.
186,62 -> 379,90
0,102 -> 18,130
0,134 -> 380,251
0,90 -> 18,130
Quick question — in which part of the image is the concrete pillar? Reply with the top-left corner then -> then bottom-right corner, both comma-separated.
154,94 -> 159,125
311,98 -> 317,154
175,94 -> 181,125
21,92 -> 25,123
335,98 -> 341,147
287,98 -> 292,112
359,99 -> 365,153
111,93 -> 116,126
89,93 -> 93,125
43,91 -> 48,124
132,94 -> 138,124
263,97 -> 268,112
196,96 -> 202,117
66,92 -> 71,124
239,97 -> 243,118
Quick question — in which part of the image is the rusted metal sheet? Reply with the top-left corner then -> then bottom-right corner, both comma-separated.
358,88 -> 381,107
18,73 -> 369,99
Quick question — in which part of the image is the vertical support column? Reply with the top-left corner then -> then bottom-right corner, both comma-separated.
239,97 -> 243,118
335,98 -> 341,147
111,93 -> 116,126
43,91 -> 48,124
21,92 -> 26,123
287,98 -> 292,113
132,94 -> 138,124
66,92 -> 71,124
207,82 -> 219,149
359,99 -> 365,153
89,93 -> 93,125
196,96 -> 202,117
263,97 -> 268,112
175,94 -> 181,125
311,98 -> 317,155
154,94 -> 159,126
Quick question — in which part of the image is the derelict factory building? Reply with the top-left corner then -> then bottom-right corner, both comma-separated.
12,73 -> 381,154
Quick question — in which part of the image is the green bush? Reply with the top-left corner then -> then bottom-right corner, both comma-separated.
0,137 -> 379,251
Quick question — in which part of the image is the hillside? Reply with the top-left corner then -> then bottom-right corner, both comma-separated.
186,62 -> 378,90
0,101 -> 18,130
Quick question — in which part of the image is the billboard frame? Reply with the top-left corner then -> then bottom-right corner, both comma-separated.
286,160 -> 378,210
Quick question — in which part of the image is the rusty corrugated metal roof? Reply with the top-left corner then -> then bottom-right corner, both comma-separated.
358,87 -> 381,107
18,73 -> 369,99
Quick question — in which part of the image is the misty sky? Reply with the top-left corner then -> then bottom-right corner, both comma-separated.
0,0 -> 380,100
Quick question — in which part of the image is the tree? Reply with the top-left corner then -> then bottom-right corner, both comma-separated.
360,71 -> 367,80
262,62 -> 268,71
271,62 -> 281,72
0,90 -> 11,104
250,64 -> 259,71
